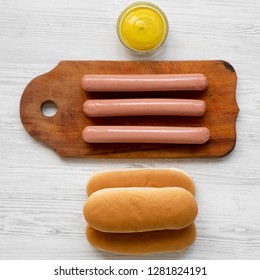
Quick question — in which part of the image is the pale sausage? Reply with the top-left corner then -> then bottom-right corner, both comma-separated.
82,126 -> 210,144
81,74 -> 208,92
83,99 -> 206,117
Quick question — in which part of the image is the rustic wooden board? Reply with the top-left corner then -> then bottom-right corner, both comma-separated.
20,60 -> 238,158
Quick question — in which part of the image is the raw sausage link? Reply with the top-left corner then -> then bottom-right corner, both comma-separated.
81,74 -> 208,92
82,126 -> 210,144
83,99 -> 206,117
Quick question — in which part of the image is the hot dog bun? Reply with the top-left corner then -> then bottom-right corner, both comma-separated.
83,187 -> 198,233
87,169 -> 195,196
86,223 -> 196,255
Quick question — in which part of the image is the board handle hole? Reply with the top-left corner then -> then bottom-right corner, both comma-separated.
41,100 -> 57,117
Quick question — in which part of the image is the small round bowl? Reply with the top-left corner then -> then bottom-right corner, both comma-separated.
117,2 -> 169,54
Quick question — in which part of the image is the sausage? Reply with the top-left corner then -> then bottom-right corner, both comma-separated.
81,74 -> 208,92
83,187 -> 198,232
82,126 -> 210,144
83,99 -> 206,117
86,224 -> 196,255
87,168 -> 196,196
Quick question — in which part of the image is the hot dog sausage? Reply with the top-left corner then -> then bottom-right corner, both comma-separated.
82,126 -> 210,144
83,99 -> 206,117
81,74 -> 208,92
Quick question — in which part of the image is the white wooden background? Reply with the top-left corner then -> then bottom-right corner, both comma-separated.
1,0 -> 260,260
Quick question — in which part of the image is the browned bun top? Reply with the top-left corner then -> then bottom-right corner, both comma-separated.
84,187 -> 198,233
86,223 -> 197,255
87,169 -> 195,196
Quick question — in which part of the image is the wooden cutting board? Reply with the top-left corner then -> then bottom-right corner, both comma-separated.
20,60 -> 239,158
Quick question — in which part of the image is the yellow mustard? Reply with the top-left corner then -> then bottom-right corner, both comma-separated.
117,2 -> 169,53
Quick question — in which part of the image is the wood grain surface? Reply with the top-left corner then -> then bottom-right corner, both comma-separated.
1,0 -> 260,260
20,60 -> 238,158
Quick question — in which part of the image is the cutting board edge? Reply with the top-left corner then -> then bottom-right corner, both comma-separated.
20,60 -> 239,159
